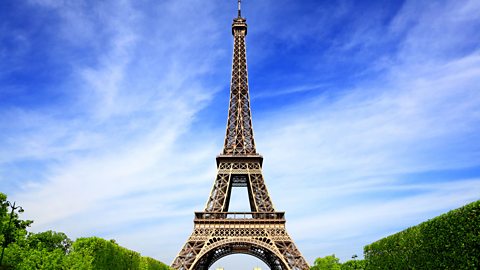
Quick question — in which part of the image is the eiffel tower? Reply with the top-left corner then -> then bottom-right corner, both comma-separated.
171,1 -> 309,269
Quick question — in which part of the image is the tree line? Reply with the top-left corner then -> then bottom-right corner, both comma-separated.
310,254 -> 365,270
0,192 -> 170,270
311,200 -> 479,270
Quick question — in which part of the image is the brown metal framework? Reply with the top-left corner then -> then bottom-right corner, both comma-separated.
171,3 -> 309,269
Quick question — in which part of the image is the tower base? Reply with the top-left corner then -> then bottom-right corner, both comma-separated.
172,212 -> 309,270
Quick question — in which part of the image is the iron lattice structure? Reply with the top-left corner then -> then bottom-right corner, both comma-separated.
171,4 -> 309,270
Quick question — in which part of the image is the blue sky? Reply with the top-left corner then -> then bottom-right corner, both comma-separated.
1,0 -> 480,269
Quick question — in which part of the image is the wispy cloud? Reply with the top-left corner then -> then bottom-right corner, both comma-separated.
251,0 -> 480,263
3,0 -> 224,241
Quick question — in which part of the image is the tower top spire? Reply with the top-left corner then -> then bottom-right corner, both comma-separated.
232,0 -> 247,35
237,0 -> 242,18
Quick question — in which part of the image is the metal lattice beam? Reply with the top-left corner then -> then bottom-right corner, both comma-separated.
223,16 -> 256,156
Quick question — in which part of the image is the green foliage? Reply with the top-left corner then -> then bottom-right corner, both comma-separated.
1,193 -> 170,269
26,231 -> 72,253
1,193 -> 33,268
14,247 -> 67,270
364,200 -> 480,269
2,234 -> 169,270
67,237 -> 141,269
0,193 -> 33,251
311,255 -> 342,270
340,259 -> 365,270
66,237 -> 170,270
2,230 -> 72,268
140,256 -> 171,270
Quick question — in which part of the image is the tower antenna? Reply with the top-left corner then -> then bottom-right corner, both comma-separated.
238,0 -> 242,18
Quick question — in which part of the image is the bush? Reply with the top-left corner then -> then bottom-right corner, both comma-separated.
66,237 -> 169,270
1,193 -> 169,270
364,200 -> 480,269
140,256 -> 170,270
2,233 -> 170,270
310,255 -> 342,270
341,259 -> 365,270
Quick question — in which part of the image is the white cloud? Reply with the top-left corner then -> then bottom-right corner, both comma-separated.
6,0 -> 224,246
251,0 -> 480,263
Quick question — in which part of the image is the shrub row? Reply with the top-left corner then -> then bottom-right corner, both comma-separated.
67,237 -> 170,270
2,193 -> 170,270
364,200 -> 480,269
1,235 -> 170,270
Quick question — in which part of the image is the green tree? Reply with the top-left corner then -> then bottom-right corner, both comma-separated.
1,193 -> 73,269
341,259 -> 366,270
26,231 -> 72,253
14,247 -> 67,270
311,255 -> 342,270
10,231 -> 73,269
0,193 -> 171,270
1,193 -> 33,267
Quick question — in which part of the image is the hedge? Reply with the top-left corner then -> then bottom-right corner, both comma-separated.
67,237 -> 170,270
364,200 -> 480,269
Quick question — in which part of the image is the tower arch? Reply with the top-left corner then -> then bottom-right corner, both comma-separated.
192,239 -> 288,270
